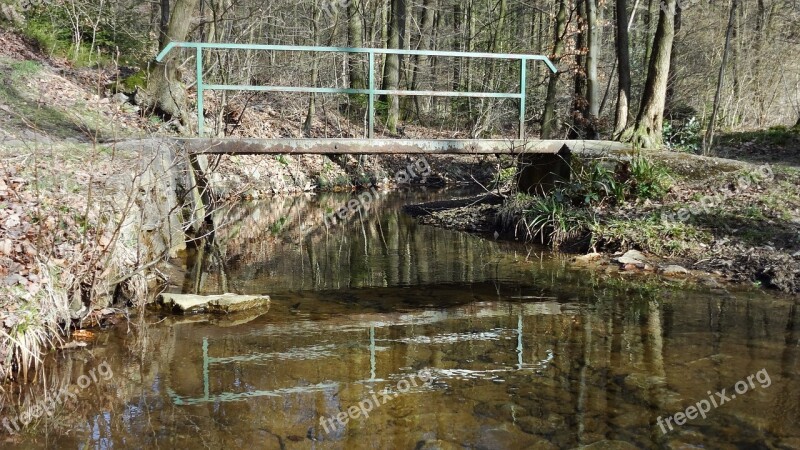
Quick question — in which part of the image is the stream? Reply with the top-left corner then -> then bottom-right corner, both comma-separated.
4,187 -> 799,449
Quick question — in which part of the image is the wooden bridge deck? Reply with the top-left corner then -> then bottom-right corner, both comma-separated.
178,138 -> 631,155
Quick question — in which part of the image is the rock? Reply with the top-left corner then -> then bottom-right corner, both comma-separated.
622,249 -> 646,261
112,92 -> 130,104
415,439 -> 463,450
516,414 -> 565,435
574,252 -> 603,264
615,250 -> 646,267
778,438 -> 800,449
159,293 -> 270,314
576,440 -> 640,450
661,265 -> 690,275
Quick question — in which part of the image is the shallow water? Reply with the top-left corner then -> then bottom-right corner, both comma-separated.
3,188 -> 799,449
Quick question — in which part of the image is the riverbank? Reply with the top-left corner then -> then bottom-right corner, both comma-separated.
0,30 -> 498,380
1,26 -> 797,384
410,137 -> 800,294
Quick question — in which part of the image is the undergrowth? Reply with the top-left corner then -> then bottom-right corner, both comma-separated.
510,154 -> 672,249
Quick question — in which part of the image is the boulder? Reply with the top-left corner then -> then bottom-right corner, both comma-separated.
159,293 -> 270,314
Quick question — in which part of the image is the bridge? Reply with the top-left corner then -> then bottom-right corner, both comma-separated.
155,42 -> 630,191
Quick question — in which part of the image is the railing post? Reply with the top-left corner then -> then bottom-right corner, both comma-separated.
519,57 -> 527,140
202,337 -> 209,400
196,46 -> 204,137
368,50 -> 375,139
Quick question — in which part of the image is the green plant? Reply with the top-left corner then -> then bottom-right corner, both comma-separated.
269,216 -> 288,234
522,194 -> 593,248
663,116 -> 702,152
10,60 -> 41,80
629,155 -> 672,200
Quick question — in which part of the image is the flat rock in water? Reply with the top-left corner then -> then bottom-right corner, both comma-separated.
661,265 -> 691,275
159,293 -> 270,314
615,250 -> 646,267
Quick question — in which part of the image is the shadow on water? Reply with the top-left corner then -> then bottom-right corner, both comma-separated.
2,188 -> 799,449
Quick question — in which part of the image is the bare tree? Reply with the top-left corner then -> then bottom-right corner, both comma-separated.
621,0 -> 677,148
703,0 -> 739,154
137,0 -> 200,130
541,0 -> 569,139
613,0 -> 632,137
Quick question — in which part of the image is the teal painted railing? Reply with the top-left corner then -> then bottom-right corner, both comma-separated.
155,43 -> 557,138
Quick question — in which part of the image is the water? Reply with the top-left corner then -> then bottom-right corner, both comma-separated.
3,188 -> 798,449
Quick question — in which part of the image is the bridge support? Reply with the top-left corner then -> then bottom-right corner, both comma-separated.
516,145 -> 572,195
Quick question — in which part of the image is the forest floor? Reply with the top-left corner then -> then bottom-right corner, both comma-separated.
413,131 -> 800,295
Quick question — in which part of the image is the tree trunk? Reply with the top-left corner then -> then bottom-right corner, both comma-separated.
642,0 -> 653,68
411,0 -> 436,118
665,1 -> 681,116
541,0 -> 568,139
452,3 -> 462,91
585,0 -> 600,139
703,0 -> 738,154
347,0 -> 366,89
139,0 -> 199,130
620,0 -> 677,148
613,0 -> 631,137
159,0 -> 171,51
382,0 -> 406,133
304,4 -> 321,136
569,0 -> 588,138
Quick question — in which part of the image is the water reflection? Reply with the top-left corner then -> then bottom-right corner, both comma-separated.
1,190 -> 798,449
180,188 -> 546,293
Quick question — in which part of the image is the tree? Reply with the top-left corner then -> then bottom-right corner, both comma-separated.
158,0 -> 170,50
541,0 -> 569,139
410,0 -> 436,118
703,0 -> 739,154
569,0 -> 588,138
381,0 -> 406,133
347,0 -> 366,89
613,0 -> 632,137
621,0 -> 677,148
585,0 -> 600,139
137,0 -> 200,130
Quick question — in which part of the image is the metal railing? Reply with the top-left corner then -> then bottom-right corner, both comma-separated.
155,42 -> 557,139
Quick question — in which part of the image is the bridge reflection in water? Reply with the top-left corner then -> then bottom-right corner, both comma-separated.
4,182 -> 799,448
167,301 -> 565,406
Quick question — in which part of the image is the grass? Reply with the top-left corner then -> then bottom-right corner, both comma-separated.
9,60 -> 41,80
591,214 -> 713,256
509,154 -> 673,249
718,125 -> 800,147
0,263 -> 71,382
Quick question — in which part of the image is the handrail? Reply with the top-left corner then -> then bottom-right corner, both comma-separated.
155,42 -> 557,138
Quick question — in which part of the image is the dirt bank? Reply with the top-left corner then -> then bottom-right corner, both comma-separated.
410,140 -> 800,295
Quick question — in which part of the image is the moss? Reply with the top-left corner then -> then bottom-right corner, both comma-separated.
121,70 -> 148,92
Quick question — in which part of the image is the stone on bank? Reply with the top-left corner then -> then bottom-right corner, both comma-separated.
158,293 -> 270,314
